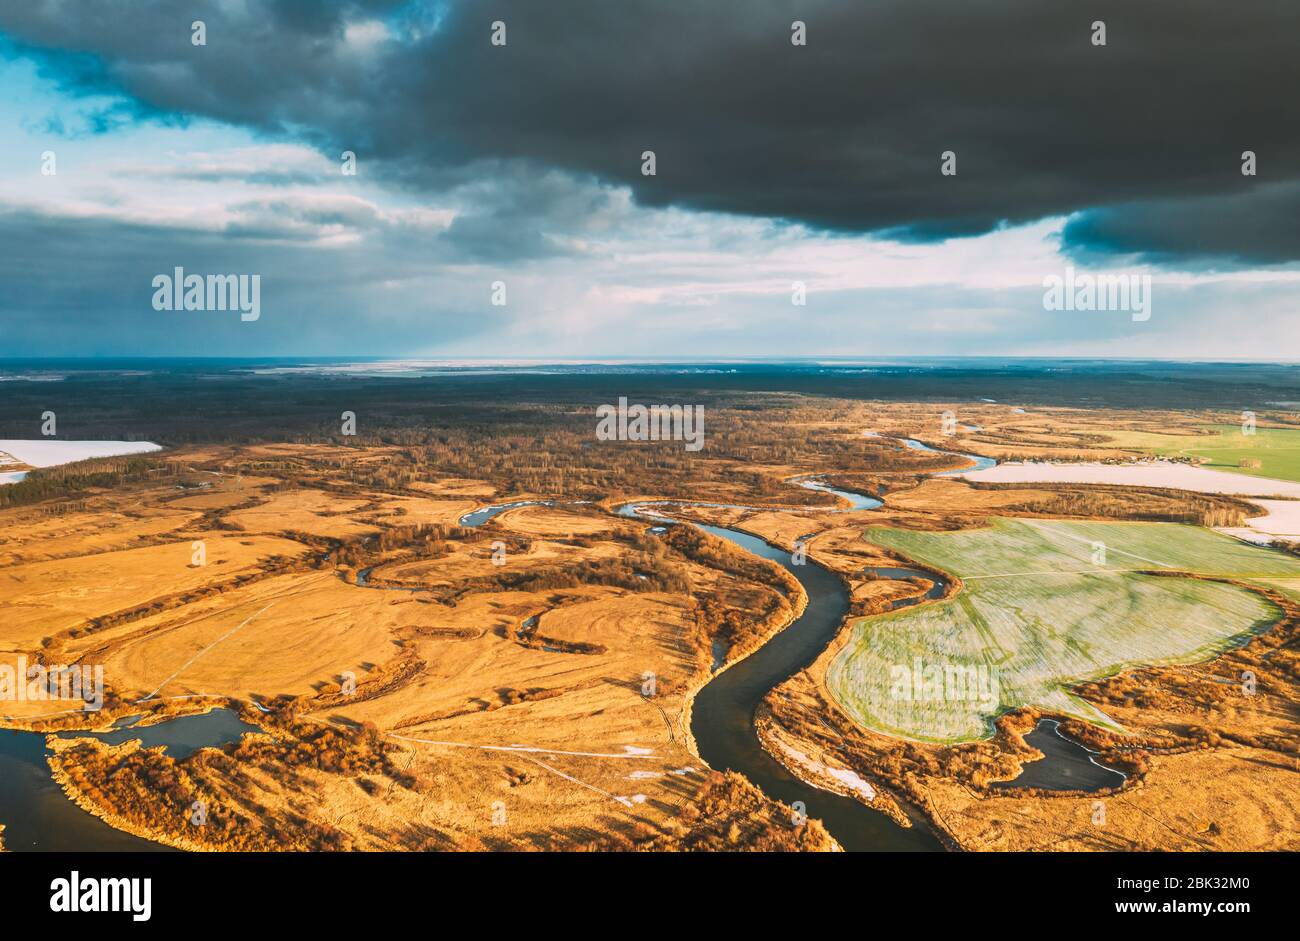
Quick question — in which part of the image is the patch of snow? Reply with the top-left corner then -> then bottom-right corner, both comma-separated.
960,459 -> 1300,498
0,440 -> 161,486
959,460 -> 1300,544
1241,499 -> 1300,538
0,439 -> 162,469
825,765 -> 878,798
772,737 -> 875,801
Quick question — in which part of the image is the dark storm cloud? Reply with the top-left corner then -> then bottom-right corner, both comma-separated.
1062,182 -> 1300,266
2,1 -> 1299,261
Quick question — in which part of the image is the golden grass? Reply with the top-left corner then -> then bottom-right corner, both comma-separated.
494,505 -> 614,537
225,490 -> 379,539
366,495 -> 480,527
927,746 -> 1299,851
72,572 -> 402,703
9,402 -> 1298,850
0,534 -> 309,652
0,504 -> 197,565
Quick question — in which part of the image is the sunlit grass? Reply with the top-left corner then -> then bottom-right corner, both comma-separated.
1105,424 -> 1300,484
827,519 -> 1300,743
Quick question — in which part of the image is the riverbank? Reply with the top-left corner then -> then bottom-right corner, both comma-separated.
762,533 -> 1300,850
620,499 -> 944,850
47,738 -> 189,851
5,393 -> 1296,852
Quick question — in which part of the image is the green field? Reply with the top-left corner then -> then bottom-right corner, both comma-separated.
1106,424 -> 1300,483
827,519 -> 1300,743
1251,577 -> 1300,603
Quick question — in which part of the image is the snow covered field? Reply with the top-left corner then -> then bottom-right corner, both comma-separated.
960,459 -> 1300,497
960,459 -> 1300,543
0,439 -> 162,486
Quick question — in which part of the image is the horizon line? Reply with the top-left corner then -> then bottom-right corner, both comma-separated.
5,355 -> 1300,366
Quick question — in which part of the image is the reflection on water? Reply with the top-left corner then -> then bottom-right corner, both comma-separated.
710,638 -> 730,672
992,719 -> 1127,792
792,476 -> 884,510
0,729 -> 170,852
355,566 -> 423,591
458,500 -> 555,527
0,708 -> 261,851
55,707 -> 262,761
864,566 -> 949,610
901,438 -> 998,475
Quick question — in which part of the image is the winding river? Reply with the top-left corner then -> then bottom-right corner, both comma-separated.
657,511 -> 943,850
463,445 -> 997,850
609,486 -> 953,850
0,436 -> 991,851
901,437 -> 998,474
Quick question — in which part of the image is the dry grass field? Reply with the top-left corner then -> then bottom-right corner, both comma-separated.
0,534 -> 310,657
4,390 -> 1298,852
64,573 -> 403,704
4,440 -> 817,849
224,490 -> 381,539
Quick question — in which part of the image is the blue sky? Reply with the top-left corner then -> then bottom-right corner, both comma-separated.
1,1 -> 1299,359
